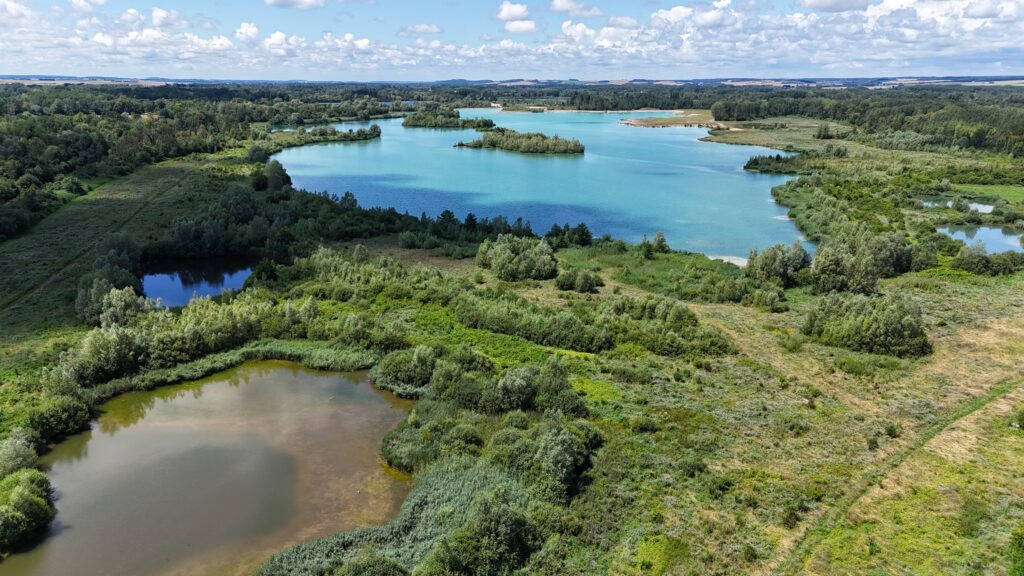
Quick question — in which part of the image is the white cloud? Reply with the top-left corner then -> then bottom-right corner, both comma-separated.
552,0 -> 602,17
91,32 -> 113,46
265,0 -> 326,9
498,1 -> 530,21
69,0 -> 107,11
263,31 -> 307,56
400,23 -> 443,36
67,0 -> 106,13
799,0 -> 874,12
607,16 -> 639,28
117,8 -> 145,27
505,19 -> 537,33
1,0 -> 1023,81
651,5 -> 695,27
151,7 -> 186,30
0,0 -> 37,30
235,22 -> 260,43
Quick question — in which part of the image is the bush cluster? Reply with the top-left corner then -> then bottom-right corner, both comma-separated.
950,243 -> 1024,276
810,225 -> 923,294
745,241 -> 811,289
802,292 -> 932,357
555,269 -> 604,293
476,235 -> 558,281
0,469 -> 54,556
75,233 -> 144,325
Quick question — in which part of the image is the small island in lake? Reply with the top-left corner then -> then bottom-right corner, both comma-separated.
456,127 -> 585,154
402,106 -> 496,129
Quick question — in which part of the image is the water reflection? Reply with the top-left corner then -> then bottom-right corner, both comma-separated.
1,361 -> 411,576
142,258 -> 254,308
938,225 -> 1024,253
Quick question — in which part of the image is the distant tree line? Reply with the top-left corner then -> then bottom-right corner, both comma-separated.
402,105 -> 495,129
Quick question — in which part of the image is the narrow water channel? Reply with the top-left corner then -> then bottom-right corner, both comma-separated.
0,361 -> 411,576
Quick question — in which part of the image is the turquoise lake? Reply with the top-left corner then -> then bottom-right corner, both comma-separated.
272,110 -> 801,259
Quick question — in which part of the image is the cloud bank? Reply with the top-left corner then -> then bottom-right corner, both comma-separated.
0,0 -> 1021,79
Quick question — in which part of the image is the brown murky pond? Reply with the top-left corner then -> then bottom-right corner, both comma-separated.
0,361 -> 411,576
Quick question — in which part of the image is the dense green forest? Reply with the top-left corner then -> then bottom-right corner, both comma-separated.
402,105 -> 496,129
2,82 -> 1024,575
0,85 -> 395,241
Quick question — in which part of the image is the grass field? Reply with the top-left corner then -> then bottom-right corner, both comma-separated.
621,109 -> 721,128
333,237 -> 1024,574
954,183 -> 1024,203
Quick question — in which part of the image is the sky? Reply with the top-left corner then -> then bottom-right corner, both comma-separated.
1,0 -> 1023,80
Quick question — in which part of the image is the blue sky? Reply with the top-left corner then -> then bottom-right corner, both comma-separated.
1,0 -> 1023,80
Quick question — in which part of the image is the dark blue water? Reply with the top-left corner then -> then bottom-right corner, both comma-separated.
142,260 -> 252,307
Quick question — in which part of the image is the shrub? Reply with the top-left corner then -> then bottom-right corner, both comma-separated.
477,235 -> 557,281
501,411 -> 530,430
951,243 -> 1024,276
0,469 -> 55,555
0,429 -> 38,478
745,241 -> 810,288
480,367 -> 539,414
810,226 -> 914,294
1012,406 -> 1024,431
532,358 -> 586,417
743,287 -> 788,312
811,243 -> 878,294
380,401 -> 459,472
27,396 -> 92,444
448,344 -> 494,374
370,342 -> 438,397
1009,524 -> 1024,576
71,327 -> 145,386
334,554 -> 409,576
555,269 -> 604,293
802,293 -> 931,357
419,487 -> 536,576
75,233 -> 143,325
452,291 -> 609,353
99,286 -> 156,328
370,346 -> 439,399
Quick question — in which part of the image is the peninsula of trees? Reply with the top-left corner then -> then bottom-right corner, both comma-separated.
456,128 -> 585,154
402,106 -> 495,129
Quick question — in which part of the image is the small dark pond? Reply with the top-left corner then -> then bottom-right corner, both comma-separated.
142,259 -> 253,307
